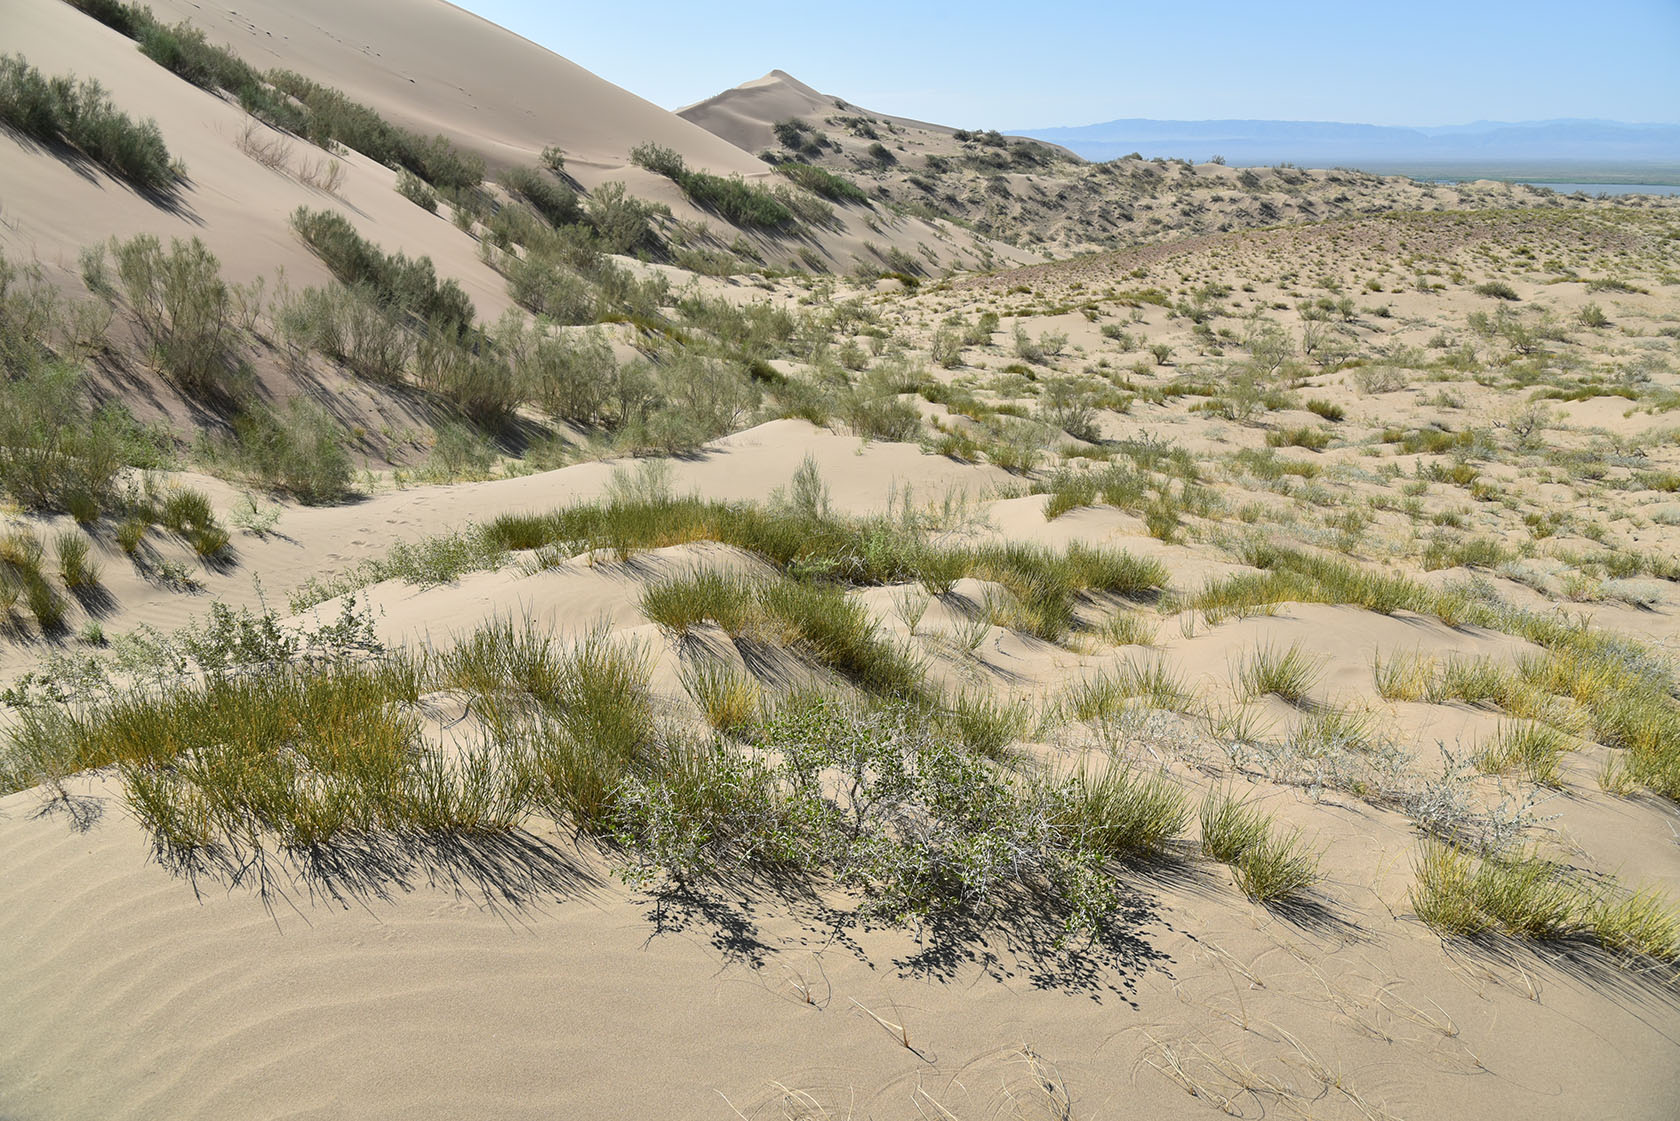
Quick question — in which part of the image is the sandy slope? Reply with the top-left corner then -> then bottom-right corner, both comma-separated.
139,0 -> 767,180
4,419 -> 1680,1118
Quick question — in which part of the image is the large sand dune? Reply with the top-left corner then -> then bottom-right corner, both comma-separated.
3,2 -> 1680,1118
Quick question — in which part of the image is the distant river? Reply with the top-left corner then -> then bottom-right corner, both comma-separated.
1434,180 -> 1680,197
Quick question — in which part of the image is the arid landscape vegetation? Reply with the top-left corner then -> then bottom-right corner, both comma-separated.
2,0 -> 1679,1118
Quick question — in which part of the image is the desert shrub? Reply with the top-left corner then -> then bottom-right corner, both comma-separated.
629,142 -> 687,180
412,328 -> 521,424
395,170 -> 438,212
214,400 -> 355,504
1305,398 -> 1345,421
0,54 -> 177,191
0,360 -> 166,512
631,351 -> 760,451
1266,425 -> 1330,451
775,163 -> 869,203
1038,377 -> 1100,442
266,70 -> 482,189
509,324 -> 618,425
930,327 -> 964,369
747,699 -> 1113,929
290,208 -> 474,332
1474,280 -> 1520,301
423,421 -> 497,479
585,181 -> 661,255
502,165 -> 582,227
682,172 -> 795,229
68,2 -> 481,188
629,142 -> 793,230
111,234 -> 233,393
843,384 -> 921,442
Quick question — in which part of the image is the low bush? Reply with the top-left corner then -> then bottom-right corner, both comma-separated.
775,163 -> 869,203
630,142 -> 795,230
0,359 -> 168,513
111,234 -> 234,394
290,208 -> 475,332
0,54 -> 177,191
1474,280 -> 1520,301
502,165 -> 582,227
212,399 -> 355,504
395,170 -> 438,212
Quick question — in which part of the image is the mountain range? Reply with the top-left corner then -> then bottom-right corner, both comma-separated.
1011,117 -> 1680,179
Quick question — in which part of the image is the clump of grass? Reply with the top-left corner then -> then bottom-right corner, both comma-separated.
1409,839 -> 1489,935
1371,649 -> 1436,701
1265,426 -> 1331,451
55,529 -> 100,590
159,486 -> 214,534
1476,722 -> 1568,786
1052,764 -> 1188,860
1591,885 -> 1680,960
943,690 -> 1033,759
1411,841 -> 1583,940
640,569 -> 758,637
116,516 -> 148,556
679,658 -> 761,735
1199,788 -> 1320,902
1428,655 -> 1515,706
1305,398 -> 1345,422
1102,609 -> 1157,647
1059,657 -> 1193,722
1232,829 -> 1322,902
1199,787 -> 1272,863
641,569 -> 926,699
1234,642 -> 1323,705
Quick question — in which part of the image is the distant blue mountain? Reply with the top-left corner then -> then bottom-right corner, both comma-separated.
1010,118 -> 1680,173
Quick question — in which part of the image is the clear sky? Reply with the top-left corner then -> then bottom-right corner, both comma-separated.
456,0 -> 1679,129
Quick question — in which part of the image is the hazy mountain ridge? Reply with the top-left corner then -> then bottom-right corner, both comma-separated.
1012,116 -> 1680,173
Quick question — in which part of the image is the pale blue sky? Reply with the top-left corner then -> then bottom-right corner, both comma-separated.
458,0 -> 1679,128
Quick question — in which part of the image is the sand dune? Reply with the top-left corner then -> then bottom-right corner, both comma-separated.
3,2 -> 1680,1118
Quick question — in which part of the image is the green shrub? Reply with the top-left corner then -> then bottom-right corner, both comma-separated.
412,328 -> 521,424
585,181 -> 661,255
265,69 -> 483,189
1474,280 -> 1520,301
0,54 -> 177,191
775,163 -> 869,203
1265,425 -> 1331,451
395,170 -> 438,212
290,208 -> 474,332
216,399 -> 355,504
628,142 -> 688,180
111,234 -> 233,393
502,165 -> 581,227
0,359 -> 167,512
628,142 -> 793,230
